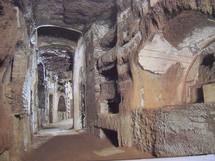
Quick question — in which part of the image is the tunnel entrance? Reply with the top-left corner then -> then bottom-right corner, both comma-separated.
201,54 -> 215,69
102,129 -> 119,147
30,25 -> 85,133
108,96 -> 120,114
37,26 -> 81,42
37,46 -> 74,126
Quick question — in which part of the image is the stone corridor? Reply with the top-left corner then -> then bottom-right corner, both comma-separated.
1,0 -> 215,161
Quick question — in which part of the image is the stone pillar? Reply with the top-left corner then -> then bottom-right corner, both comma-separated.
53,88 -> 59,123
73,37 -> 86,130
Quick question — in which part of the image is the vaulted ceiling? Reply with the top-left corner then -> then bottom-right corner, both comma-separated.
32,0 -> 117,31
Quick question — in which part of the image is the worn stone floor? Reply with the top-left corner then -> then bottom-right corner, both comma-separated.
36,119 -> 76,137
22,132 -> 215,161
22,119 -> 215,161
22,134 -> 150,161
22,119 -> 150,161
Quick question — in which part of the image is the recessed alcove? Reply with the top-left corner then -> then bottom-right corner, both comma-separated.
101,128 -> 119,147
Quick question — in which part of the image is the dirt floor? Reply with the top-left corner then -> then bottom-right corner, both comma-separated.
22,132 -> 152,161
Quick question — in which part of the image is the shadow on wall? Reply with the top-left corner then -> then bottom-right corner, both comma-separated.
37,26 -> 81,42
101,128 -> 118,147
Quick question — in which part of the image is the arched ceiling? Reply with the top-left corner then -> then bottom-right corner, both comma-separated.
32,0 -> 117,31
37,25 -> 82,42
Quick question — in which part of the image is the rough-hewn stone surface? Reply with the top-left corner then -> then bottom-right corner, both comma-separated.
0,0 -> 18,156
32,0 -> 117,31
132,104 -> 215,157
39,47 -> 73,79
87,0 -> 215,157
95,113 -> 133,147
0,1 -> 18,61
155,104 -> 215,157
1,0 -> 215,160
132,109 -> 156,153
0,1 -> 31,161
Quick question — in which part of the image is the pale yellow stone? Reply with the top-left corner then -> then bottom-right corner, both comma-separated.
94,147 -> 124,157
203,83 -> 215,103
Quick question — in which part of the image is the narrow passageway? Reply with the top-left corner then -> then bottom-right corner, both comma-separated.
1,1 -> 215,161
22,133 -> 149,161
22,25 -> 148,161
36,119 -> 75,136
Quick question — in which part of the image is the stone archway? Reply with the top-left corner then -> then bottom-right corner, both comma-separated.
182,36 -> 215,104
30,25 -> 86,130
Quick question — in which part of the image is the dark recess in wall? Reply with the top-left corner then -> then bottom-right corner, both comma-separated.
38,27 -> 81,42
108,95 -> 120,114
201,54 -> 215,69
101,65 -> 118,81
196,87 -> 204,103
102,129 -> 118,147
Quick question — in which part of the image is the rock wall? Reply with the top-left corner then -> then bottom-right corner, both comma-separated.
0,0 -> 18,156
84,14 -> 117,134
87,0 -> 215,157
1,0 -> 215,160
84,29 -> 98,135
32,0 -> 117,31
0,1 -> 32,161
115,0 -> 215,110
28,0 -> 215,158
132,103 -> 215,157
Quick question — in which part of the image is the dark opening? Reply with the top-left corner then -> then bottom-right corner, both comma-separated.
102,129 -> 118,147
68,54 -> 74,71
101,65 -> 118,81
201,54 -> 215,69
0,2 -> 4,15
108,95 -> 120,114
11,0 -> 24,10
38,63 -> 46,109
99,27 -> 117,50
102,34 -> 117,49
38,27 -> 81,42
151,18 -> 159,29
196,87 -> 204,103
